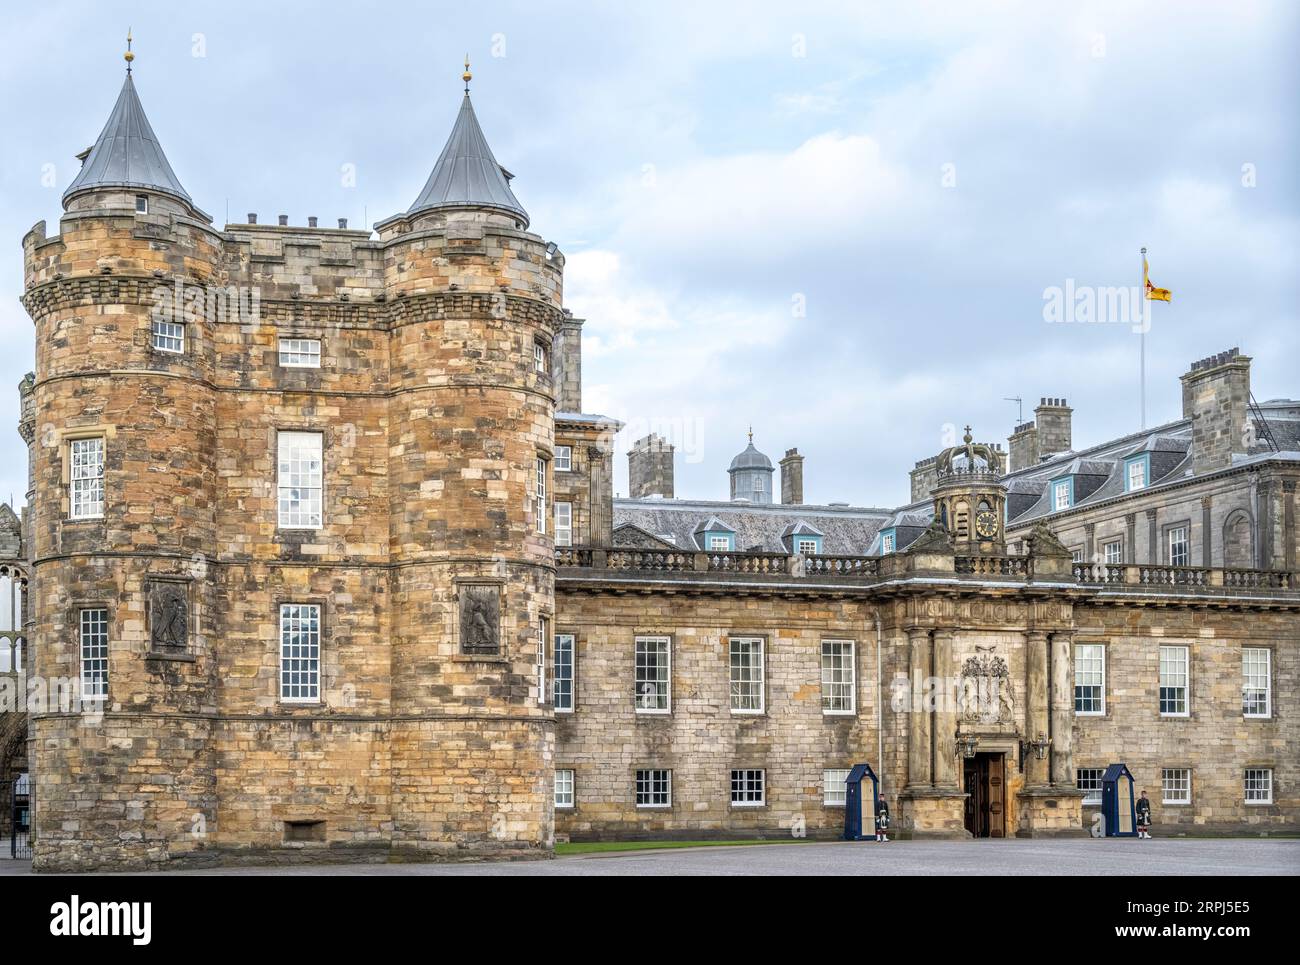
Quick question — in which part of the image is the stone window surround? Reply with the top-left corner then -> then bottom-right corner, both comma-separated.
553,444 -> 572,472
277,335 -> 324,369
633,767 -> 672,809
1101,537 -> 1124,564
820,638 -> 856,716
1243,766 -> 1274,805
725,633 -> 767,716
1157,642 -> 1193,718
1242,645 -> 1273,720
274,426 -> 326,531
1073,640 -> 1107,717
554,768 -> 575,810
729,767 -> 767,809
59,425 -> 116,521
72,600 -> 111,704
1160,766 -> 1193,806
823,767 -> 851,807
634,633 -> 673,715
1161,517 -> 1193,566
553,628 -> 577,713
274,595 -> 327,707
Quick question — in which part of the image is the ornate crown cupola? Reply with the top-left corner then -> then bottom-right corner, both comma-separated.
62,33 -> 208,221
932,426 -> 1008,553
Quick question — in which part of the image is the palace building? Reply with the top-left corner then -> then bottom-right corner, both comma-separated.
6,52 -> 1298,870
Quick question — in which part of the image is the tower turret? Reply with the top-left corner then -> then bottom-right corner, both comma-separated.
931,426 -> 1008,554
728,430 -> 774,503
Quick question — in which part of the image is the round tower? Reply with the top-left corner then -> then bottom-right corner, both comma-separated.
21,46 -> 223,870
374,65 -> 561,858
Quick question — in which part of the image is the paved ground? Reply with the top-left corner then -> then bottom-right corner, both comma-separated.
2,838 -> 1297,875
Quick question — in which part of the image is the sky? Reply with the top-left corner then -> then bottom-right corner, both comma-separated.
0,0 -> 1296,511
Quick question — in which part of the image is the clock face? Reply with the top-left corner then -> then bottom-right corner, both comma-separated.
975,510 -> 999,539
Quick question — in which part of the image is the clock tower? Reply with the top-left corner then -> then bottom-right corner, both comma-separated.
932,426 -> 1008,554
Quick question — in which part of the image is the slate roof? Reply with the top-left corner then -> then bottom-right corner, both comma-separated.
728,441 -> 774,473
613,498 -> 892,554
403,93 -> 529,226
64,72 -> 195,209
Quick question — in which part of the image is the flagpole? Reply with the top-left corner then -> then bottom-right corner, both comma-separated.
1140,246 -> 1147,430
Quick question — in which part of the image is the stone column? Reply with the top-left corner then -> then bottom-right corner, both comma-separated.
1084,523 -> 1096,564
1284,481 -> 1297,571
906,627 -> 933,789
1048,632 -> 1074,787
1201,495 -> 1214,568
1024,630 -> 1050,788
931,629 -> 958,790
1146,508 -> 1159,563
1125,513 -> 1136,564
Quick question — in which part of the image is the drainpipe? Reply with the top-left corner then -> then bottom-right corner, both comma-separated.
874,609 -> 884,794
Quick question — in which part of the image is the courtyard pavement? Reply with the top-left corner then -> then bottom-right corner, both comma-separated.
2,837 -> 1297,875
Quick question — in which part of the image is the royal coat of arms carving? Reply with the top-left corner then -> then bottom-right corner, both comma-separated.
958,646 -> 1016,724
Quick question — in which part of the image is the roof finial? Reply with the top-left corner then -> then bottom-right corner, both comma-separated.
462,53 -> 472,94
124,28 -> 134,73
747,425 -> 753,444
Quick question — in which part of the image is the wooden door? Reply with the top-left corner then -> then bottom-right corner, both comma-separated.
986,754 -> 1005,838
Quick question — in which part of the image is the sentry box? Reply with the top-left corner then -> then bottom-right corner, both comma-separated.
842,763 -> 880,841
1101,763 -> 1138,837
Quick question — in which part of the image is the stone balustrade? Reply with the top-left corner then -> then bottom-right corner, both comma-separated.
556,545 -> 1297,595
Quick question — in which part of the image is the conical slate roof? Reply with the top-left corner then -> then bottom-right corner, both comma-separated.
406,93 -> 528,226
63,72 -> 193,207
729,442 -> 774,473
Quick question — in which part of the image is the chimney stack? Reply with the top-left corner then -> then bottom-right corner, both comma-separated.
628,433 -> 674,499
909,456 -> 939,502
247,213 -> 257,224
277,214 -> 288,226
338,218 -> 348,229
554,313 -> 584,413
1008,420 -> 1038,472
308,216 -> 318,228
1180,348 -> 1252,474
1035,397 -> 1072,459
780,448 -> 804,504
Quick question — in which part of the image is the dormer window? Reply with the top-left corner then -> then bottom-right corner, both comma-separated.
1125,455 -> 1148,492
881,531 -> 896,554
135,195 -> 148,214
708,535 -> 731,551
795,537 -> 819,555
1052,478 -> 1072,511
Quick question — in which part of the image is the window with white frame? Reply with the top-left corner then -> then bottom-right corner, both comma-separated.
1053,481 -> 1070,510
708,535 -> 730,551
1167,526 -> 1189,567
796,538 -> 818,555
536,616 -> 549,706
278,337 -> 321,368
821,639 -> 855,714
1074,643 -> 1105,715
79,607 -> 109,701
534,341 -> 548,375
730,769 -> 765,806
1103,540 -> 1123,565
1244,768 -> 1272,804
1161,768 -> 1191,805
753,475 -> 765,495
69,437 -> 105,519
277,431 -> 323,528
634,636 -> 670,713
823,768 -> 850,806
635,769 -> 671,808
554,769 -> 574,809
729,637 -> 764,713
881,533 -> 896,554
554,502 -> 572,547
1242,648 -> 1271,718
1159,645 -> 1189,716
535,457 -> 547,534
151,317 -> 185,353
554,633 -> 574,712
1127,459 -> 1147,491
279,603 -> 321,703
1076,768 -> 1104,805
1071,548 -> 1085,564
135,194 -> 149,214
554,445 -> 572,472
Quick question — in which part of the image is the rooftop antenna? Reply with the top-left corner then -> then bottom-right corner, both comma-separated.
1004,396 -> 1023,425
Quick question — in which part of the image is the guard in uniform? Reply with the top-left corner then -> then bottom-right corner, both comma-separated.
1136,789 -> 1152,839
875,797 -> 891,842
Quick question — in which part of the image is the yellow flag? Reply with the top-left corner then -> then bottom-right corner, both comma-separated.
1144,257 -> 1172,302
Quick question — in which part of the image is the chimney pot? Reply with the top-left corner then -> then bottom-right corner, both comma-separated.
247,213 -> 257,224
308,216 -> 318,228
338,218 -> 348,229
278,214 -> 288,226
